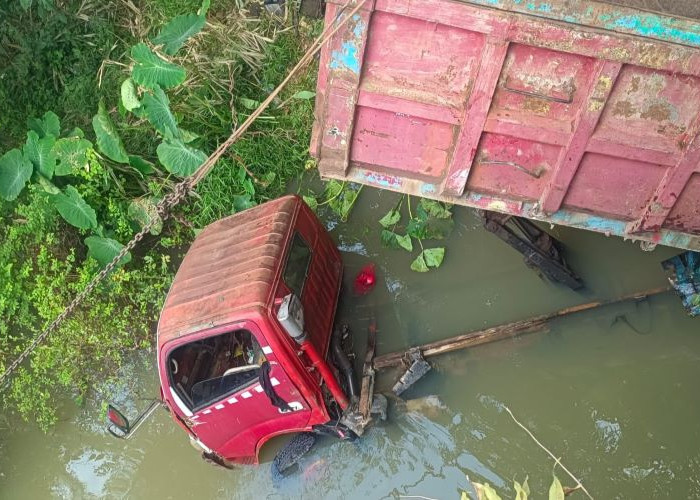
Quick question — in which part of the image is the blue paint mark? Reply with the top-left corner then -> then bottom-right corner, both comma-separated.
330,41 -> 360,74
352,18 -> 365,38
606,15 -> 700,47
361,172 -> 402,189
421,184 -> 436,195
550,211 -> 627,235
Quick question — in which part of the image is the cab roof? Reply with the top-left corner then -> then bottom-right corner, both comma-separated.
157,195 -> 301,348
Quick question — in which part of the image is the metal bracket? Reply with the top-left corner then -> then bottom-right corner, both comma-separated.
392,348 -> 432,396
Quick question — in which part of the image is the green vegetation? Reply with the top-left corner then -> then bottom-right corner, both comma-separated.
0,0 -> 319,428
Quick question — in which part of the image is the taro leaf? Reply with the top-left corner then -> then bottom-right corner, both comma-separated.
292,90 -> 316,100
548,476 -> 565,500
36,174 -> 60,195
120,78 -> 141,111
179,128 -> 199,143
51,185 -> 97,230
407,216 -> 454,240
85,236 -> 132,267
128,155 -> 156,175
423,247 -> 445,268
20,0 -> 33,10
410,252 -> 429,273
419,198 -> 452,219
198,0 -> 210,16
131,43 -> 186,90
92,102 -> 129,164
302,195 -> 318,212
380,229 -> 401,250
128,197 -> 162,235
152,13 -> 205,56
0,149 -> 33,201
27,111 -> 60,139
233,194 -> 256,212
54,137 -> 92,175
378,208 -> 401,228
142,86 -> 180,140
396,233 -> 413,252
156,139 -> 207,176
472,482 -> 502,500
24,130 -> 56,179
514,477 -> 530,500
65,127 -> 85,139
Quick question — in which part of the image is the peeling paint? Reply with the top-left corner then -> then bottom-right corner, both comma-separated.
331,41 -> 360,74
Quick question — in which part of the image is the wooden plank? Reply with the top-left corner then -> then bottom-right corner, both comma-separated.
373,286 -> 670,369
442,39 -> 509,196
539,61 -> 623,214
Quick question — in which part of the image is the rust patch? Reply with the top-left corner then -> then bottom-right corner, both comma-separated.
522,96 -> 551,115
613,100 -> 636,118
629,76 -> 640,93
641,102 -> 672,122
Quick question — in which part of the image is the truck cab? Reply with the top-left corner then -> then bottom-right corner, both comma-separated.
156,195 -> 346,465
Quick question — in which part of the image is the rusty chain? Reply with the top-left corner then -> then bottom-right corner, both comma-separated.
0,0 -> 366,391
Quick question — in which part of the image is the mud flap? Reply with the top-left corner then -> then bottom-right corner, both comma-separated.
271,432 -> 317,480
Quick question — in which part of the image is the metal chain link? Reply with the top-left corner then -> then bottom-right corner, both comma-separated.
0,179 -> 192,388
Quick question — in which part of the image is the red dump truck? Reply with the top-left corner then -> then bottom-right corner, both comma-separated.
311,0 -> 700,251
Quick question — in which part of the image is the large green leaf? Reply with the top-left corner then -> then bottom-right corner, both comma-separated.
142,86 -> 180,140
51,185 -> 97,230
27,111 -> 60,139
380,229 -> 413,252
120,78 -> 141,111
92,102 -> 129,164
0,149 -> 33,201
156,139 -> 207,176
152,13 -> 205,55
128,155 -> 156,176
423,247 -> 445,268
54,137 -> 92,176
23,130 -> 56,179
131,43 -> 186,90
85,236 -> 132,267
410,253 -> 429,273
128,197 -> 163,235
419,198 -> 452,219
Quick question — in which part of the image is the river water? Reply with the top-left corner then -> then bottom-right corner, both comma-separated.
2,186 -> 699,499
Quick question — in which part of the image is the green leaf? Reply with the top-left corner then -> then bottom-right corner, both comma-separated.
239,97 -> 261,110
131,43 -> 186,90
396,233 -> 413,252
120,78 -> 141,111
378,209 -> 401,228
292,90 -> 316,100
0,149 -> 33,201
472,482 -> 502,500
514,477 -> 530,500
548,476 -> 565,500
54,137 -> 92,175
180,128 -> 199,143
142,86 -> 180,140
233,194 -> 256,212
128,197 -> 163,235
407,216 -> 454,240
27,111 -> 60,139
410,252 -> 429,273
128,155 -> 156,175
198,0 -> 210,16
156,139 -> 207,176
65,127 -> 85,139
423,247 -> 445,268
419,198 -> 452,219
85,236 -> 132,267
36,174 -> 60,195
20,0 -> 33,10
92,102 -> 129,163
51,185 -> 97,230
23,130 -> 56,179
302,195 -> 318,212
152,13 -> 205,55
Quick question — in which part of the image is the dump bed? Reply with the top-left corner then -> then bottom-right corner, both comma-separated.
311,0 -> 700,250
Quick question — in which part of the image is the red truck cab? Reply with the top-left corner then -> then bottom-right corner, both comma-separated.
156,195 -> 347,465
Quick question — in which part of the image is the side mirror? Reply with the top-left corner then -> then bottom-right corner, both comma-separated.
106,400 -> 162,439
107,404 -> 131,438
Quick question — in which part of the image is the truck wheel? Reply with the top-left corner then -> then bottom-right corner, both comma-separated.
271,432 -> 317,479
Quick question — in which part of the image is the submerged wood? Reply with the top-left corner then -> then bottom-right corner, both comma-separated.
373,286 -> 670,369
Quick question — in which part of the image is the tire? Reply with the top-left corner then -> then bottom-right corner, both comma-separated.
271,432 -> 317,479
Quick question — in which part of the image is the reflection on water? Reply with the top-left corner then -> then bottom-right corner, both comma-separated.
2,186 -> 700,499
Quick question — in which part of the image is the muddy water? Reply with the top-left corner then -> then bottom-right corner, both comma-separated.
2,186 -> 700,499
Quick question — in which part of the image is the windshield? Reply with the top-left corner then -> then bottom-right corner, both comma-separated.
168,329 -> 267,411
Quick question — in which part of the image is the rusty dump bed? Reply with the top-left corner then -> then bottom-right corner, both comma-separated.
311,0 -> 700,251
157,196 -> 297,347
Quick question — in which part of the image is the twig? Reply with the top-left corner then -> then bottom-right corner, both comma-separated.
503,405 -> 594,500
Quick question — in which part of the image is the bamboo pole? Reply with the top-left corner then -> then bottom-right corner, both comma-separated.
373,286 -> 670,369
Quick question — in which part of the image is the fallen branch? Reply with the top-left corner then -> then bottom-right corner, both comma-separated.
503,405 -> 594,500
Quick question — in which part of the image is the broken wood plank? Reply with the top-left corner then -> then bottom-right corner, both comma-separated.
373,286 -> 670,369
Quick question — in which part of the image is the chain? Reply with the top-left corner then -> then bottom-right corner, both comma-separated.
0,179 -> 192,388
0,0 -> 365,390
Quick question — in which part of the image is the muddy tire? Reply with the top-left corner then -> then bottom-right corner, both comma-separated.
271,432 -> 317,479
